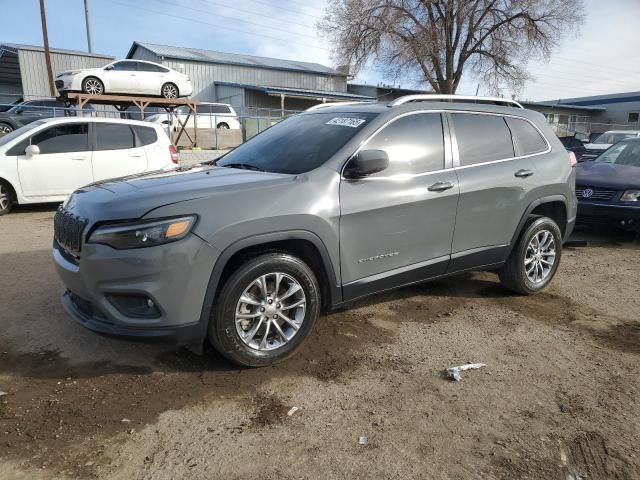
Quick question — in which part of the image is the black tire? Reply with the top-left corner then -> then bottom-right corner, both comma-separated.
209,253 -> 321,367
499,216 -> 563,295
0,122 -> 13,135
161,83 -> 179,99
0,180 -> 14,215
216,122 -> 229,129
82,76 -> 104,95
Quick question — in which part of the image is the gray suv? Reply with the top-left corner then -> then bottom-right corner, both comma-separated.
53,96 -> 577,367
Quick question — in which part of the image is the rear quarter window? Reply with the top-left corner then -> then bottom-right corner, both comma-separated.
95,123 -> 136,150
506,117 -> 548,155
133,126 -> 158,147
452,113 -> 514,166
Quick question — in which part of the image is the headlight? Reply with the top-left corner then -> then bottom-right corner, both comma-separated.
88,216 -> 196,249
620,190 -> 640,202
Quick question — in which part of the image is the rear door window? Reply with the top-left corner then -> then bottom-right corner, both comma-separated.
31,123 -> 89,154
452,113 -> 514,166
506,117 -> 548,155
95,123 -> 136,150
362,113 -> 444,175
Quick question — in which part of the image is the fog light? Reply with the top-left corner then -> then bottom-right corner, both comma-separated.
106,294 -> 161,319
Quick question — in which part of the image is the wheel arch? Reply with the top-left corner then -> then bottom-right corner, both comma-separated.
507,195 -> 569,257
0,177 -> 18,201
191,230 -> 341,352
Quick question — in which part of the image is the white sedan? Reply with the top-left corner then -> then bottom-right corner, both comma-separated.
0,117 -> 178,215
55,60 -> 193,99
146,102 -> 241,130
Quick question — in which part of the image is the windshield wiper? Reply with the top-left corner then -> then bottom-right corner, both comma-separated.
221,163 -> 266,172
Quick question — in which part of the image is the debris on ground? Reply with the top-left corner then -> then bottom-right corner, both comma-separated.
121,418 -> 131,423
0,391 -> 8,397
445,363 -> 486,381
287,406 -> 299,416
358,436 -> 369,446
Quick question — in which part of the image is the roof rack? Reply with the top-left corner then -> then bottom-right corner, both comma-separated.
389,94 -> 524,109
306,101 -> 369,111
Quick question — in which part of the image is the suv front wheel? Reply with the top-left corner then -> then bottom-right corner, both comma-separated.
209,253 -> 321,367
499,216 -> 563,295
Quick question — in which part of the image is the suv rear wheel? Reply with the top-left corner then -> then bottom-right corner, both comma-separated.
499,216 -> 562,294
209,253 -> 321,367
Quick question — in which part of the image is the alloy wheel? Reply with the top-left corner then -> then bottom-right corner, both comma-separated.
524,230 -> 556,284
0,184 -> 9,211
162,84 -> 178,99
0,124 -> 13,134
84,78 -> 103,95
235,272 -> 306,351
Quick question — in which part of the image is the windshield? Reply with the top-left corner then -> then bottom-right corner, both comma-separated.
594,132 -> 636,144
0,120 -> 46,147
594,140 -> 640,167
216,112 -> 376,174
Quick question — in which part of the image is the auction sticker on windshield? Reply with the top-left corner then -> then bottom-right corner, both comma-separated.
325,117 -> 367,128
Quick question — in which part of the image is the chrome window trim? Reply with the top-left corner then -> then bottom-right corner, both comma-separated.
446,111 -> 552,169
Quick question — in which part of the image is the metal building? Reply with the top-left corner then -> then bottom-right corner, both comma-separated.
0,43 -> 113,103
126,42 -> 373,115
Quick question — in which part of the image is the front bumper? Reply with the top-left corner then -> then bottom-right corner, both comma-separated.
577,201 -> 640,227
53,234 -> 219,346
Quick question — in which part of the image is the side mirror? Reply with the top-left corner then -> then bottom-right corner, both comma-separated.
14,108 -> 23,115
104,65 -> 114,71
344,149 -> 389,179
25,145 -> 40,158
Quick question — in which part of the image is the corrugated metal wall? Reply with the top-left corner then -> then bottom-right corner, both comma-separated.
215,84 -> 246,112
153,58 -> 347,102
18,49 -> 113,99
0,82 -> 22,103
129,45 -> 161,63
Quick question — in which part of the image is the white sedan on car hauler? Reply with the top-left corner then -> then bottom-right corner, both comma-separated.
55,60 -> 193,99
0,117 -> 178,215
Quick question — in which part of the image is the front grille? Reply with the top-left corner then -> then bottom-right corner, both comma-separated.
54,208 -> 87,254
580,149 -> 604,161
576,187 -> 617,201
55,80 -> 64,89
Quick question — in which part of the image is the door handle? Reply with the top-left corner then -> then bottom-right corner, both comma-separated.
427,181 -> 454,192
514,169 -> 534,178
129,153 -> 143,158
71,156 -> 86,161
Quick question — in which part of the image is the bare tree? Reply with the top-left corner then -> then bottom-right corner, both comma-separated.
319,0 -> 584,94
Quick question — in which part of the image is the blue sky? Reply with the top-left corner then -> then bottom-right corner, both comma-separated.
2,0 -> 639,100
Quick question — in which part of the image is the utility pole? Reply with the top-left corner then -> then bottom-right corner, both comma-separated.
39,0 -> 56,97
84,0 -> 93,53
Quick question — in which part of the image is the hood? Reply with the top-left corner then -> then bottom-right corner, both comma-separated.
576,161 -> 640,190
65,165 -> 293,222
584,143 -> 610,151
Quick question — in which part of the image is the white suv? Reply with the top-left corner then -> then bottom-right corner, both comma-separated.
0,117 -> 178,215
146,102 -> 241,130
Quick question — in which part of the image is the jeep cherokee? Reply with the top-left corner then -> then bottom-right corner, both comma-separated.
53,96 -> 577,367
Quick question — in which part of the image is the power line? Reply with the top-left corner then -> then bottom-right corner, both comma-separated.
104,0 -> 327,51
148,0 -> 320,40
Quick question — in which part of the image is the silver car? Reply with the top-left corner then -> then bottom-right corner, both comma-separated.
53,96 -> 577,366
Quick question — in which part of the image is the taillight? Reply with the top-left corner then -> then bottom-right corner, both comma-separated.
169,144 -> 179,164
568,151 -> 577,167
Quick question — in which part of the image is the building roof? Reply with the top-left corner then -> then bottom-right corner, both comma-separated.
215,82 -> 375,101
541,91 -> 640,107
520,100 -> 606,112
0,43 -> 113,60
128,42 -> 342,76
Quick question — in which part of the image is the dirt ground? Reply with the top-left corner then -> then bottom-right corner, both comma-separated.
0,205 -> 639,480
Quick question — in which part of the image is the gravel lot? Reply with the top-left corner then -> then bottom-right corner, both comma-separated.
1,205 -> 639,480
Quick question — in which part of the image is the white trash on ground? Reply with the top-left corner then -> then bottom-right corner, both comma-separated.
446,363 -> 486,381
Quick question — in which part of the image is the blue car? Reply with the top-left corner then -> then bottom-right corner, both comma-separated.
576,138 -> 640,230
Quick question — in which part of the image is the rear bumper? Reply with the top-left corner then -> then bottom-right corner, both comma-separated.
577,202 -> 640,226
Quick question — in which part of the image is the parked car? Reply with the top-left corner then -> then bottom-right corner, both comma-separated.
52,96 -> 576,367
55,59 -> 193,99
559,136 -> 586,161
575,138 -> 640,230
580,130 -> 640,161
0,98 -> 23,113
0,117 -> 177,215
0,99 -> 93,135
146,103 -> 241,130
